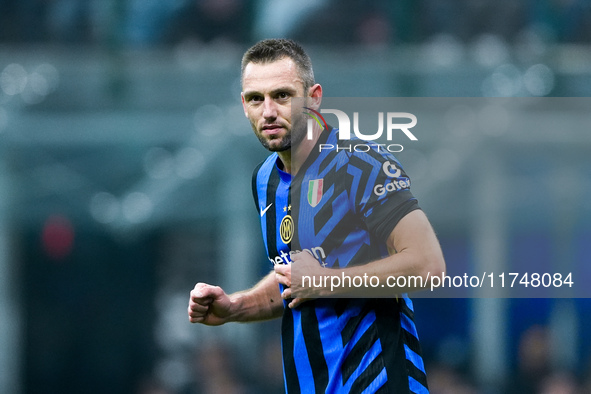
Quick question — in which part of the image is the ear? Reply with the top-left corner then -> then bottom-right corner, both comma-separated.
240,92 -> 248,117
306,84 -> 323,110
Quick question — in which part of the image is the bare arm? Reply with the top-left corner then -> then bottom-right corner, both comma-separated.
275,209 -> 446,305
188,271 -> 283,325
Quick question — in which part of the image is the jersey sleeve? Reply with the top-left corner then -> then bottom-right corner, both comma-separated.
351,151 -> 420,244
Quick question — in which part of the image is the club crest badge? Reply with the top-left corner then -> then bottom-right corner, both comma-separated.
280,215 -> 293,244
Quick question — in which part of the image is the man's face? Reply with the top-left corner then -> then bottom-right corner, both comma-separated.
241,57 -> 307,152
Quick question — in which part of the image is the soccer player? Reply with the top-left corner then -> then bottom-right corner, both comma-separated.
188,39 -> 445,393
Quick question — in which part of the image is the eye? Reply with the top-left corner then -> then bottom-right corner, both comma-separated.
276,91 -> 290,100
247,94 -> 263,103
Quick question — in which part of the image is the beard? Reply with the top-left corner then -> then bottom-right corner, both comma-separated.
253,116 -> 308,152
256,132 -> 290,152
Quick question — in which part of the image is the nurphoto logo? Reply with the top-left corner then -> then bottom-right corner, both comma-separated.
302,107 -> 418,153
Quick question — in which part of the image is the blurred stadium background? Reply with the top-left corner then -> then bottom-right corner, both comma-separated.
1,0 -> 590,393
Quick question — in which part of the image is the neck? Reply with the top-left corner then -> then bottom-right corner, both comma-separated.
277,124 -> 322,175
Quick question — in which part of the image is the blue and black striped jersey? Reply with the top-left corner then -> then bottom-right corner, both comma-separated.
252,127 -> 429,394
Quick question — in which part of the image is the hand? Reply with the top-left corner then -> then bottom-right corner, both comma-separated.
188,283 -> 233,326
274,251 -> 323,308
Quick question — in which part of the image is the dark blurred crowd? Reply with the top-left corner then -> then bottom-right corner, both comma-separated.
1,0 -> 591,47
135,323 -> 591,394
426,324 -> 591,394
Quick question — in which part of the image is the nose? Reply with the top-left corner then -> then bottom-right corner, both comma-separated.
262,97 -> 278,120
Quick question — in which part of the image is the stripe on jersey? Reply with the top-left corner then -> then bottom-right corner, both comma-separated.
282,306 -> 300,394
253,154 -> 278,258
273,167 -> 291,255
301,306 -> 329,393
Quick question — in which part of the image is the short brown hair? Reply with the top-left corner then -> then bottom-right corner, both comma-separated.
241,38 -> 315,91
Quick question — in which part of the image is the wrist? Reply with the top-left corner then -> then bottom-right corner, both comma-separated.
226,293 -> 245,323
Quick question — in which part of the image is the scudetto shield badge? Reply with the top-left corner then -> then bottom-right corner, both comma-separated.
308,179 -> 323,207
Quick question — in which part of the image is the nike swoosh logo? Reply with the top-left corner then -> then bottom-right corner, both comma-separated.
260,203 -> 273,217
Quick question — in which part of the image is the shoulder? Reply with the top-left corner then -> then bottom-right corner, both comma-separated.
308,129 -> 406,182
251,153 -> 279,209
332,132 -> 403,174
